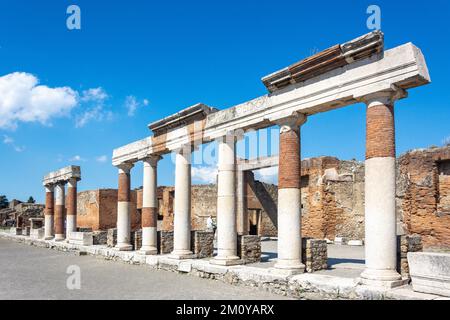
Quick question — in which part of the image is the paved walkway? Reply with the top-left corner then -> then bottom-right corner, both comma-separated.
0,238 -> 289,300
253,239 -> 365,278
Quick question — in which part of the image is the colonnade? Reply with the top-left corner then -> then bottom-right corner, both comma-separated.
112,90 -> 401,284
43,177 -> 79,241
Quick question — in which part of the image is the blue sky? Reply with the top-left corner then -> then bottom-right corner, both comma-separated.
0,0 -> 449,203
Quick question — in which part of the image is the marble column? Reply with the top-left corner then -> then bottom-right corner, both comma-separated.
170,146 -> 194,259
115,163 -> 134,251
361,92 -> 402,286
140,156 -> 161,255
274,113 -> 307,274
44,184 -> 55,240
66,178 -> 78,236
211,134 -> 241,265
54,182 -> 66,241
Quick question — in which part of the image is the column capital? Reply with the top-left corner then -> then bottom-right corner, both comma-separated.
44,184 -> 55,192
116,162 -> 134,174
275,112 -> 307,133
175,143 -> 195,156
362,86 -> 408,108
55,180 -> 67,187
142,155 -> 162,167
67,177 -> 78,187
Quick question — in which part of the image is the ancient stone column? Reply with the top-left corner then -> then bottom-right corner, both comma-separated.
115,163 -> 134,251
139,156 -> 161,255
66,178 -> 78,236
44,184 -> 55,240
274,113 -> 307,274
212,134 -> 241,265
54,182 -> 66,241
361,92 -> 402,286
236,170 -> 248,236
170,146 -> 194,259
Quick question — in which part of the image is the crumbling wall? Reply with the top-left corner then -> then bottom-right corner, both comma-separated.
399,147 -> 450,250
191,184 -> 217,230
77,189 -> 140,231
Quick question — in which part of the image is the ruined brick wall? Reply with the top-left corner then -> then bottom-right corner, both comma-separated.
191,184 -> 217,230
398,147 -> 450,250
77,189 -> 140,231
77,190 -> 100,230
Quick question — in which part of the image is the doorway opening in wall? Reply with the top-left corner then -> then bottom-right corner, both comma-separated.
249,209 -> 261,235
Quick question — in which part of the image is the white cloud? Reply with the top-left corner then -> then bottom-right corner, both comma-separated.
3,135 -> 13,144
254,167 -> 278,185
75,105 -> 113,128
69,155 -> 86,162
0,72 -> 78,130
75,87 -> 112,128
2,134 -> 25,152
192,166 -> 217,184
125,95 -> 149,116
81,87 -> 108,102
95,155 -> 108,163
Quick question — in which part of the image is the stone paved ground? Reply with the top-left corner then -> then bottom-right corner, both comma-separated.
0,238 -> 290,300
255,239 -> 365,278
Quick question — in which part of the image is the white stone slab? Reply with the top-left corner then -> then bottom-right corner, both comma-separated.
408,252 -> 450,297
43,165 -> 81,185
30,229 -> 45,239
348,240 -> 364,246
68,232 -> 93,246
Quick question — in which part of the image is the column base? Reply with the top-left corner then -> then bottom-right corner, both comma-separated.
54,234 -> 65,241
360,268 -> 402,281
359,276 -> 408,289
44,236 -> 54,240
138,247 -> 158,255
273,259 -> 305,276
169,250 -> 195,260
210,255 -> 242,266
114,243 -> 133,251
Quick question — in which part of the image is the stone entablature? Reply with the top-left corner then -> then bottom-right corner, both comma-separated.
43,165 -> 81,186
112,35 -> 430,166
148,103 -> 218,134
261,31 -> 384,93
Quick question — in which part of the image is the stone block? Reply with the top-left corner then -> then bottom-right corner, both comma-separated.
237,235 -> 261,264
92,231 -> 108,245
132,229 -> 142,251
10,227 -> 22,235
30,228 -> 44,239
191,230 -> 214,258
334,237 -> 347,245
68,232 -> 93,246
408,252 -> 450,297
22,226 -> 30,236
397,234 -> 423,278
348,240 -> 364,246
107,228 -> 117,247
29,218 -> 44,230
158,230 -> 174,254
302,238 -> 328,273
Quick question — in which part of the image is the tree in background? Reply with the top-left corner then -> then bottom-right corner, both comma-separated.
0,195 -> 8,209
27,196 -> 36,204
